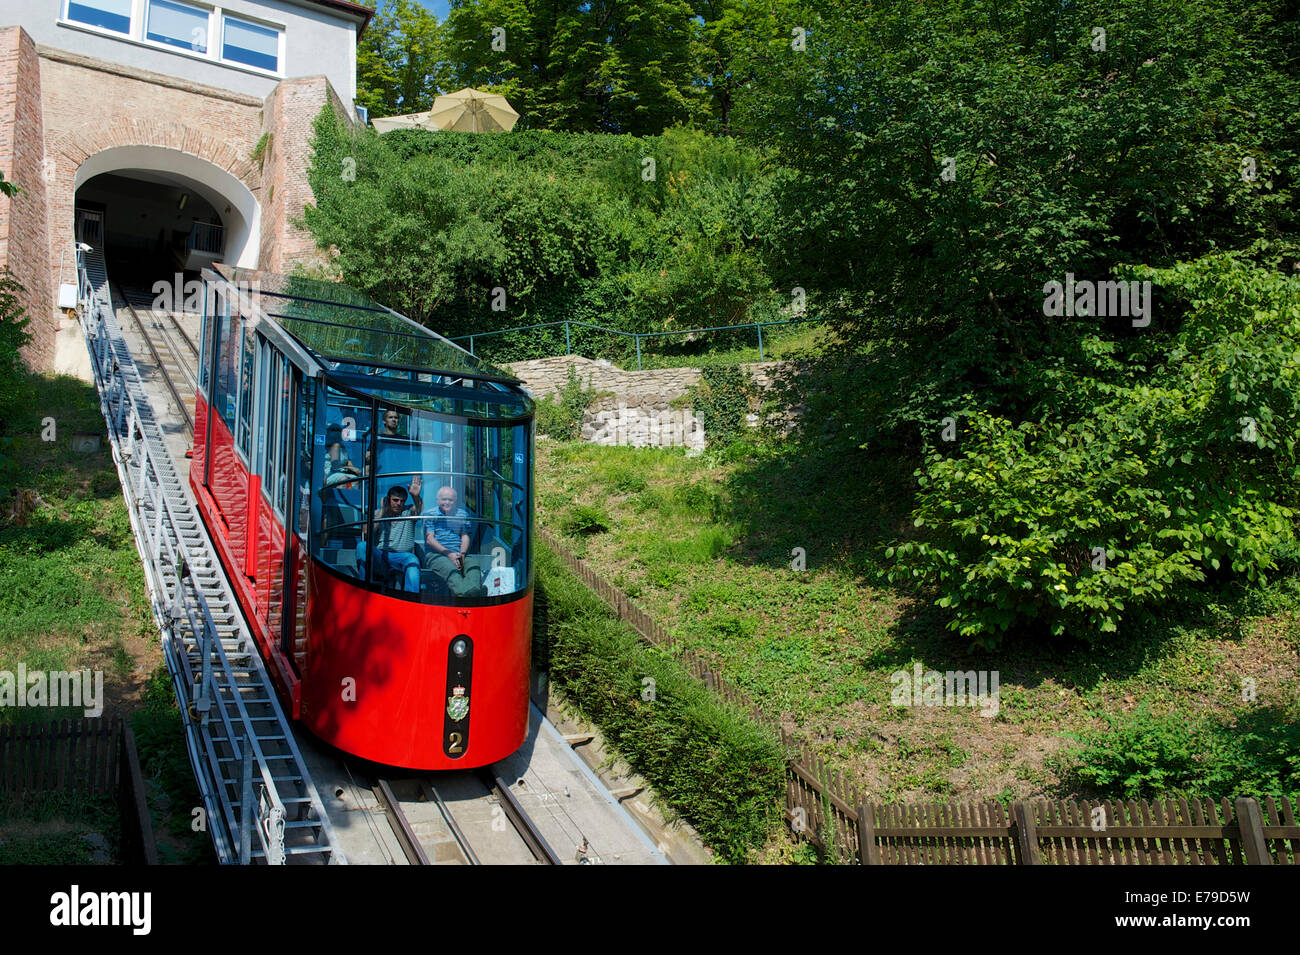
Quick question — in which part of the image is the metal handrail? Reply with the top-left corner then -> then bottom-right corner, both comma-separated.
75,247 -> 338,864
189,221 -> 224,254
451,314 -> 824,368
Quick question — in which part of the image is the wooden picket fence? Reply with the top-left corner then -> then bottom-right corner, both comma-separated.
0,718 -> 157,864
788,737 -> 1300,864
540,529 -> 1300,865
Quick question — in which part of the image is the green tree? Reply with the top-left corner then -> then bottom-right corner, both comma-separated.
356,0 -> 453,118
688,0 -> 810,135
304,109 -> 779,345
443,0 -> 712,134
737,0 -> 1300,441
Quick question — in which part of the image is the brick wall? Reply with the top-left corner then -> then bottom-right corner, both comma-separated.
40,47 -> 265,317
258,76 -> 351,275
0,30 -> 353,373
0,27 -> 52,367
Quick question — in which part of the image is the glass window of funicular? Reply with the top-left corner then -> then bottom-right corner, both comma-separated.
306,382 -> 531,602
294,376 -> 316,540
308,386 -> 373,577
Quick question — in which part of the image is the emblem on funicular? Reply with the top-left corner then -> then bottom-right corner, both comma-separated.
447,685 -> 469,722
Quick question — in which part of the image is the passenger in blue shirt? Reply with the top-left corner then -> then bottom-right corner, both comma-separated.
422,486 -> 485,597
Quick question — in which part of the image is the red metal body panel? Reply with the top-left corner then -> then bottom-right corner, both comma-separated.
190,401 -> 300,714
193,386 -> 208,464
302,563 -> 532,769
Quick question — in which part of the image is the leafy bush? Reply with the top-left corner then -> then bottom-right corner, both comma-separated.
888,257 -> 1300,646
535,365 -> 598,441
560,503 -> 610,536
691,365 -> 754,449
305,110 -> 779,347
537,544 -> 784,861
1061,704 -> 1300,800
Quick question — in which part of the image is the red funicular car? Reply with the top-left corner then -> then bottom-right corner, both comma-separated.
191,266 -> 534,769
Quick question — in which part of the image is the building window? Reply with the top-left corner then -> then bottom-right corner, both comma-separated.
62,1 -> 285,77
66,0 -> 132,35
146,0 -> 210,53
222,16 -> 280,73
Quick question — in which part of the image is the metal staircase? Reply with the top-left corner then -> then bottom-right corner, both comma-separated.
76,247 -> 345,864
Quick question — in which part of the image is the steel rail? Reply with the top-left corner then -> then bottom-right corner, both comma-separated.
115,284 -> 195,436
164,305 -> 201,360
420,780 -> 480,866
374,778 -> 431,866
481,767 -> 563,865
119,281 -> 201,363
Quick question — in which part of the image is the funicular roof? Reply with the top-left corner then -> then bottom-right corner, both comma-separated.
207,265 -> 531,421
210,265 -> 519,383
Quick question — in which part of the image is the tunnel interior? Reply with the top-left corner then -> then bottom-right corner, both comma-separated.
75,169 -> 235,301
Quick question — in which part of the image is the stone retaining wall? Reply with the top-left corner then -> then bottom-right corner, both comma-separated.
504,354 -> 784,449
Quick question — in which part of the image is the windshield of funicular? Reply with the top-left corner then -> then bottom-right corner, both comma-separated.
311,385 -> 532,602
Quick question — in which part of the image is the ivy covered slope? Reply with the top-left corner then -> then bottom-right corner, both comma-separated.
303,109 -> 785,360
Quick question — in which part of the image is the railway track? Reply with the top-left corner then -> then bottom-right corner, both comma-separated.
113,280 -> 200,436
373,767 -> 565,865
112,268 -> 668,866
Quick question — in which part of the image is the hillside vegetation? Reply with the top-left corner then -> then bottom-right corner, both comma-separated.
538,439 -> 1300,804
313,0 -> 1300,807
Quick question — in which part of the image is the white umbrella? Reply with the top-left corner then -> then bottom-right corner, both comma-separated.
427,87 -> 520,133
370,110 -> 440,134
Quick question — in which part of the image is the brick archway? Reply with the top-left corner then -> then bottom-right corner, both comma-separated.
52,117 -> 261,196
47,119 -> 265,296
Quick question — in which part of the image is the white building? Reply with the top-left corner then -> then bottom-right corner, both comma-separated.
0,0 -> 372,369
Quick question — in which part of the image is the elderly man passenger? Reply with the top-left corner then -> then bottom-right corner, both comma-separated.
422,486 -> 485,597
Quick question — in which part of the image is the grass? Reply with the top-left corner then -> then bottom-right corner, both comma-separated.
0,374 -> 154,713
536,434 -> 1300,808
0,791 -> 120,864
0,372 -> 209,862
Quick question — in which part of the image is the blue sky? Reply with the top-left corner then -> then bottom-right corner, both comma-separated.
414,0 -> 452,21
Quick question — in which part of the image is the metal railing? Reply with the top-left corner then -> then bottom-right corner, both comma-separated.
75,207 -> 103,248
451,315 -> 824,369
189,221 -> 224,255
75,248 -> 342,864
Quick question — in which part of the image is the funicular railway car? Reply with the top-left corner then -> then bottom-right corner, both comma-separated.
191,265 -> 534,769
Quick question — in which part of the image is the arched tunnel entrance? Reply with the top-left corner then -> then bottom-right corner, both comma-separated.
78,171 -> 227,282
73,145 -> 260,306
